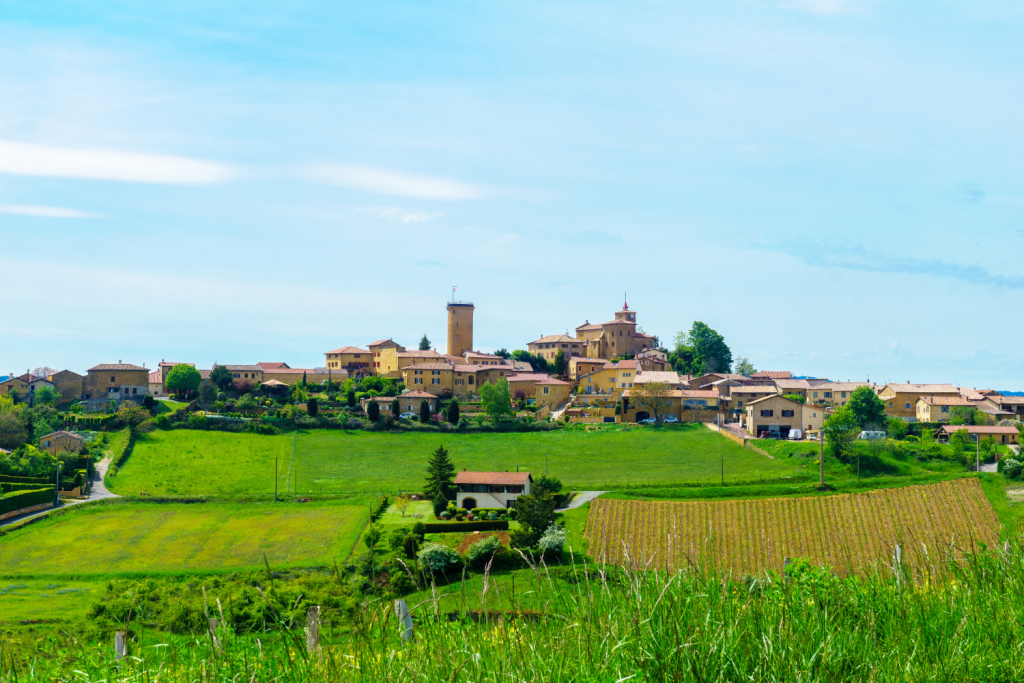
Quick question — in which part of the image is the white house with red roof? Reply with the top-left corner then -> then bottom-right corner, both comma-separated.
455,469 -> 532,510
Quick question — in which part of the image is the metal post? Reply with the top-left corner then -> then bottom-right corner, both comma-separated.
977,435 -> 980,472
54,461 -> 61,507
819,430 -> 824,488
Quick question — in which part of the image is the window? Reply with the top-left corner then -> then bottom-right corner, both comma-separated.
942,406 -> 949,413
622,383 -> 627,388
782,409 -> 794,417
111,375 -> 115,382
234,373 -> 240,378
468,376 -> 475,384
432,370 -> 440,375
824,392 -> 832,398
543,387 -> 549,394
132,388 -> 137,395
888,402 -> 893,407
354,354 -> 361,358
841,392 -> 847,398
415,370 -> 422,375
414,378 -> 422,385
432,378 -> 440,385
905,403 -> 911,409
760,409 -> 774,417
456,379 -> 463,385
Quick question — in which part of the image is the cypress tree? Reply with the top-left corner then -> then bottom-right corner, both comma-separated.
347,389 -> 356,407
447,398 -> 460,425
367,400 -> 380,421
424,445 -> 456,501
307,397 -> 318,417
391,398 -> 400,416
419,399 -> 431,423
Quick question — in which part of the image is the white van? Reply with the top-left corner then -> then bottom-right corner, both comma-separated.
788,428 -> 803,440
858,430 -> 886,440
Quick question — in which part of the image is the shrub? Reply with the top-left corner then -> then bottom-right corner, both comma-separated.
421,520 -> 509,533
1003,458 -> 1022,480
367,401 -> 380,421
464,535 -> 503,569
370,495 -> 389,521
411,521 -> 427,539
418,543 -> 460,574
389,529 -> 408,551
538,524 -> 567,557
433,493 -> 448,517
307,398 -> 319,417
401,534 -> 420,559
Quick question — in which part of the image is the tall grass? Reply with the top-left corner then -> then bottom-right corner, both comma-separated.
5,544 -> 1024,681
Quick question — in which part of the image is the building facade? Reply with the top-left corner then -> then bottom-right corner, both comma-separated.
447,302 -> 474,357
455,470 -> 532,510
575,302 -> 656,360
527,334 -> 585,361
878,383 -> 959,421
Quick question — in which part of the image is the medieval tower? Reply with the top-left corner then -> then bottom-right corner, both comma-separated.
446,300 -> 474,357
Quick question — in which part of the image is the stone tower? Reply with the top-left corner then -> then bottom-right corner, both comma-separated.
446,301 -> 474,357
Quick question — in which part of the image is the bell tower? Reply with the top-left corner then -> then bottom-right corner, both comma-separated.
447,300 -> 474,357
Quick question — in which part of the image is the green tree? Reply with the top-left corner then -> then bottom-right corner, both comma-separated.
886,417 -> 908,440
301,371 -> 307,388
419,399 -> 432,423
367,400 -> 380,421
446,398 -> 460,425
822,406 -> 859,460
0,413 -> 26,450
236,393 -> 258,410
166,365 -> 202,397
306,397 -> 318,417
432,492 -> 449,516
847,386 -> 886,428
511,493 -> 557,547
391,397 -> 400,416
200,381 -> 217,403
783,394 -> 806,404
34,386 -> 59,406
493,349 -> 510,359
480,378 -> 514,421
553,349 -> 568,376
533,474 -> 563,498
630,382 -> 671,422
115,402 -> 151,430
209,365 -> 234,391
419,334 -> 431,351
687,322 -> 732,374
734,356 -> 756,377
424,445 -> 456,500
347,389 -> 356,408
143,395 -> 155,412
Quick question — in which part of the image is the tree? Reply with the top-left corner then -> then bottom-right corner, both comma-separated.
446,398 -> 460,425
34,386 -> 59,406
367,400 -> 380,421
347,389 -> 356,408
32,366 -> 58,380
391,397 -> 400,416
886,416 -> 908,440
166,365 -> 201,397
200,381 -> 217,403
511,493 -> 557,547
419,334 -> 431,351
847,386 -> 886,428
553,349 -> 568,376
734,356 -> 756,377
210,365 -> 234,391
419,399 -> 432,423
687,322 -> 732,375
307,397 -> 318,417
0,413 -> 25,450
533,474 -> 563,498
822,406 -> 859,460
301,371 -> 307,388
629,382 -> 671,423
394,494 -> 411,517
480,378 -> 514,421
432,492 -> 449,516
115,402 -> 151,430
783,394 -> 806,404
143,395 -> 155,412
424,445 -> 456,501
493,349 -> 510,359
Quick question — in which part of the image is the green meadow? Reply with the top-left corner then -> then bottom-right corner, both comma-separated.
110,425 -> 798,497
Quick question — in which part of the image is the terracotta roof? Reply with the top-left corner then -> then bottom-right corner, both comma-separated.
464,351 -> 503,359
199,369 -> 211,380
508,373 -> 552,383
404,363 -> 454,371
148,371 -> 161,383
575,323 -> 601,331
634,371 -> 682,385
631,332 -> 655,339
570,357 -> 608,365
991,396 -> 1024,405
939,425 -> 1019,435
220,365 -> 263,372
397,350 -> 445,358
399,390 -> 437,398
815,382 -> 874,392
751,370 -> 791,379
261,367 -> 342,375
262,379 -> 288,387
747,394 -> 808,406
40,430 -> 84,441
773,379 -> 812,390
368,339 -> 401,347
729,385 -> 778,394
528,334 -> 583,345
601,319 -> 634,326
609,360 -> 638,369
511,361 -> 534,372
455,470 -> 532,485
622,389 -> 717,398
917,396 -> 979,407
326,346 -> 370,355
883,383 -> 958,394
258,362 -> 290,370
89,363 -> 148,372
159,362 -> 194,368
536,377 -> 571,385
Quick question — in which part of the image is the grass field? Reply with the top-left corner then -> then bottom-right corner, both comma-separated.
111,425 -> 798,496
0,499 -> 370,575
0,578 -> 102,626
585,478 -> 1001,577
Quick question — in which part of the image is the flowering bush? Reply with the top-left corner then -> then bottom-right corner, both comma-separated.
418,543 -> 460,573
464,535 -> 503,569
538,524 -> 566,557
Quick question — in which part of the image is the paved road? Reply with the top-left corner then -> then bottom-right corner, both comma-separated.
557,491 -> 608,511
0,457 -> 120,529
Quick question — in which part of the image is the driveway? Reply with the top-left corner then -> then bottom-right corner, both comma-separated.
557,491 -> 608,511
0,457 -> 120,529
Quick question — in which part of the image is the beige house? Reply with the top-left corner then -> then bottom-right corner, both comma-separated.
324,346 -> 372,378
806,382 -> 875,408
378,349 -> 447,378
463,351 -> 506,366
507,373 -> 556,401
689,373 -> 753,390
83,363 -> 149,402
575,302 -> 656,359
368,340 -> 405,374
218,365 -> 264,385
938,425 -> 1019,445
745,395 -> 827,438
727,385 -> 778,411
751,370 -> 791,380
633,370 -> 685,390
456,470 -> 531,510
981,395 -> 1024,420
568,357 -> 608,381
916,396 -> 981,423
621,388 -> 723,422
535,377 -> 572,409
403,363 -> 453,395
395,390 -> 439,415
0,373 -> 55,404
47,370 -> 83,405
878,383 -> 959,421
527,334 -> 585,361
39,430 -> 84,455
259,366 -> 348,386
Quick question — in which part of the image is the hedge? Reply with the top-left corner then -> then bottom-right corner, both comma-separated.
105,429 -> 136,480
422,520 -> 509,533
0,487 -> 54,516
0,482 -> 52,493
0,474 -> 50,485
370,495 -> 389,521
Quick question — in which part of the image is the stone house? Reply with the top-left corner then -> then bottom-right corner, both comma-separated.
83,363 -> 149,402
455,470 -> 532,510
745,395 -> 827,439
877,383 -> 959,421
39,430 -> 85,455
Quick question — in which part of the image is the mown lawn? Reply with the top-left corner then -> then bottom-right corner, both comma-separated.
0,499 -> 370,575
0,578 -> 103,627
111,425 -> 798,497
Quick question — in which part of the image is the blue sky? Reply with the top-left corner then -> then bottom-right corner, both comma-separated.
1,1 -> 1021,387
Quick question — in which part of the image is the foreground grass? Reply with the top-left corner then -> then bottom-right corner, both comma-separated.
0,499 -> 370,575
112,425 -> 798,497
8,547 -> 1024,681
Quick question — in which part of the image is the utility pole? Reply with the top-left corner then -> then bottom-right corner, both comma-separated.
976,434 -> 980,473
275,456 -> 278,501
54,460 -> 61,507
819,430 -> 825,488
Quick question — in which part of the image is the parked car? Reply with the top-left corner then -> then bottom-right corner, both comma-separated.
639,417 -> 657,424
858,430 -> 886,440
807,432 -> 820,441
788,428 -> 803,440
399,412 -> 417,419
663,416 -> 679,423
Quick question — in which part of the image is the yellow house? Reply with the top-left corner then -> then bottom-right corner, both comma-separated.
745,395 -> 827,438
575,302 -> 656,359
0,373 -> 55,403
219,365 -> 264,385
402,363 -> 454,396
915,396 -> 980,423
379,349 -> 447,378
83,364 -> 149,401
877,383 -> 959,421
569,357 -> 608,381
535,377 -> 572,409
47,370 -> 83,405
507,373 -> 553,401
324,346 -> 372,378
806,382 -> 875,408
727,385 -> 778,411
368,340 -> 405,375
633,370 -> 684,390
259,366 -> 348,386
620,389 -> 723,422
39,430 -> 84,455
463,351 -> 505,366
527,335 -> 585,361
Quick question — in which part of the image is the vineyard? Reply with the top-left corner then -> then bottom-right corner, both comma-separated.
584,478 -> 1001,577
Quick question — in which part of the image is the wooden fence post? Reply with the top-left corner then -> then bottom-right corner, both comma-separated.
114,631 -> 127,661
306,606 -> 321,653
394,599 -> 414,642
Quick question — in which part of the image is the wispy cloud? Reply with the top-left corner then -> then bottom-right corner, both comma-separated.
765,240 -> 1024,289
0,204 -> 104,218
0,140 -> 235,184
307,163 -> 486,200
358,206 -> 444,224
781,0 -> 862,15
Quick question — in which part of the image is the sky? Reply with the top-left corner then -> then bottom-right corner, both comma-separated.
0,0 -> 1021,388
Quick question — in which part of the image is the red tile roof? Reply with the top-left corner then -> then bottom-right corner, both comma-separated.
536,377 -> 571,385
918,396 -> 979,406
159,362 -> 194,368
40,430 -> 84,441
455,470 -> 532,485
258,362 -> 290,370
883,383 -> 958,394
528,334 -> 583,345
508,373 -> 552,383
220,365 -> 263,372
404,363 -> 454,371
148,371 -> 161,383
399,390 -> 437,398
634,371 -> 682,385
326,346 -> 370,355
751,370 -> 791,379
397,350 -> 445,358
88,364 -> 148,372
939,425 -> 1019,435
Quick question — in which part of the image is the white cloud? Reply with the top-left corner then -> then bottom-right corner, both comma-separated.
0,204 -> 104,218
308,163 -> 486,200
782,0 -> 861,15
359,206 -> 444,224
0,140 -> 235,184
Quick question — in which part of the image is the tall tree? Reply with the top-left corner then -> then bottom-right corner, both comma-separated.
391,397 -> 400,416
419,334 -> 432,351
629,382 -> 672,422
424,445 -> 456,500
419,399 -> 432,423
306,397 -> 318,417
32,366 -> 58,380
511,493 -> 557,547
479,378 -> 514,421
367,400 -> 380,421
733,356 -> 756,377
210,365 -> 234,391
553,349 -> 568,376
688,322 -> 732,374
847,386 -> 886,428
493,349 -> 510,359
822,406 -> 859,460
165,365 -> 202,397
446,398 -> 460,425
